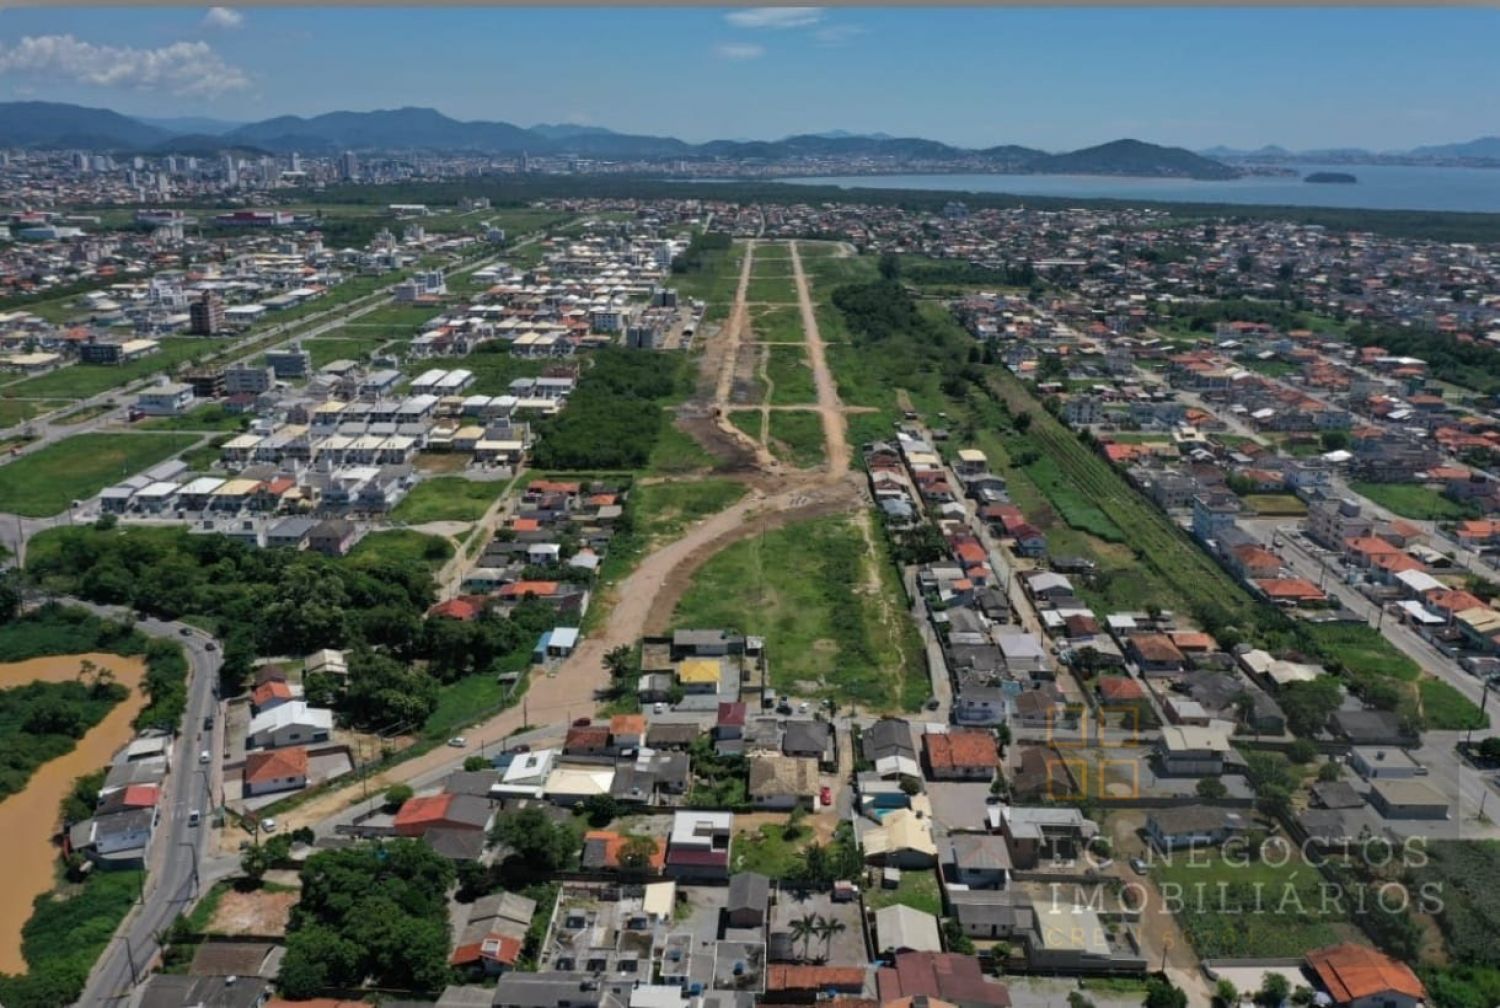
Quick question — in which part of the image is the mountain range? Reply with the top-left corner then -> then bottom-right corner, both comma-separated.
1200,137 -> 1500,165
5,101 -> 1496,177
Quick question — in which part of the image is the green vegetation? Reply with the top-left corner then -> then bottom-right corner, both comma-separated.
767,410 -> 826,468
728,409 -> 762,443
0,869 -> 144,1008
530,349 -> 688,470
671,512 -> 925,711
863,869 -> 943,917
752,305 -> 806,343
1021,452 -> 1126,542
2,338 -> 210,399
0,398 -> 70,429
766,346 -> 817,405
1412,842 -> 1500,971
301,335 -> 394,369
347,529 -> 454,571
633,479 -> 747,543
731,821 -> 816,879
646,421 -> 718,475
0,432 -> 201,517
1152,846 -> 1352,957
277,841 -> 454,998
407,344 -> 552,397
669,231 -> 743,304
0,675 -> 128,801
389,477 -> 507,524
180,434 -> 230,472
1350,481 -> 1481,521
353,304 -> 445,329
745,275 -> 800,304
139,403 -> 247,432
1242,494 -> 1309,516
1419,677 -> 1488,730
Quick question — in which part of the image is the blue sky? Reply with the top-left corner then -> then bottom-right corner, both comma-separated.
1,6 -> 1496,151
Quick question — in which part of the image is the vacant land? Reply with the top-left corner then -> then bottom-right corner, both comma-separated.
728,409 -> 762,443
1153,846 -> 1355,957
731,821 -> 816,879
3,338 -> 211,399
345,529 -> 453,572
0,399 -> 70,429
766,346 -> 817,405
647,421 -> 719,475
671,513 -> 925,711
140,403 -> 247,433
752,306 -> 807,344
634,479 -> 748,544
864,869 -> 943,917
0,432 -> 199,517
767,411 -> 826,469
389,477 -> 506,524
302,336 -> 394,370
745,275 -> 801,304
1243,494 -> 1309,516
1351,481 -> 1480,521
406,348 -> 554,397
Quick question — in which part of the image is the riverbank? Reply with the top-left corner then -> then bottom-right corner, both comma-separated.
0,652 -> 148,975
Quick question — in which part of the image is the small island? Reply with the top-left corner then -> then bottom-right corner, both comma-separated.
1305,171 -> 1357,184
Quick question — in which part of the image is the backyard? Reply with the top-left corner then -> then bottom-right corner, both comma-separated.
389,476 -> 509,524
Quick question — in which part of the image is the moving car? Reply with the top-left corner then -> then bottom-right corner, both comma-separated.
447,736 -> 467,748
199,749 -> 211,764
188,810 -> 201,826
820,786 -> 832,806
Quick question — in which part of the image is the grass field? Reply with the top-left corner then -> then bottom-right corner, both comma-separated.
768,410 -> 826,468
745,275 -> 801,304
353,304 -> 447,329
2,338 -> 212,399
863,869 -> 943,917
406,348 -> 554,397
139,403 -> 247,432
766,346 -> 817,405
345,529 -> 453,572
669,241 -> 745,304
671,512 -> 925,711
0,432 -> 199,516
646,420 -> 718,475
389,476 -> 507,524
1350,481 -> 1480,521
731,822 -> 815,879
728,409 -> 762,443
752,305 -> 806,344
1152,846 -> 1355,958
302,336 -> 395,370
1244,494 -> 1309,516
634,479 -> 747,543
0,398 -> 70,428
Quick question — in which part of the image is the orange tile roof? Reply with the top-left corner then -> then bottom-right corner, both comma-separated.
251,680 -> 294,706
1306,944 -> 1424,1004
498,580 -> 559,598
767,965 -> 868,992
924,730 -> 999,771
244,746 -> 309,785
393,794 -> 454,829
1344,536 -> 1402,558
1255,578 -> 1326,601
610,713 -> 646,737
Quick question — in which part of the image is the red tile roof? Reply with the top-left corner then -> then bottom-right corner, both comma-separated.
767,965 -> 868,992
244,746 -> 309,785
1305,944 -> 1424,1004
924,731 -> 999,771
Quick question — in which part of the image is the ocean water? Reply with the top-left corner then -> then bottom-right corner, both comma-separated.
771,164 -> 1500,214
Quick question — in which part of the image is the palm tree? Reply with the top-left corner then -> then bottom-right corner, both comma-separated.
789,914 -> 818,961
816,915 -> 846,961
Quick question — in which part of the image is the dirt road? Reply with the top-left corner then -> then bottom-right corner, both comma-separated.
790,240 -> 851,477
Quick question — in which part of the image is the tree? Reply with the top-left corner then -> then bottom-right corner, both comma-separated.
944,916 -> 975,955
1213,979 -> 1240,1008
1256,972 -> 1291,1008
617,834 -> 659,873
878,252 -> 901,282
1013,411 -> 1033,433
490,806 -> 581,871
463,755 -> 490,772
240,843 -> 272,886
383,784 -> 414,811
817,915 -> 847,960
898,775 -> 922,796
1144,975 -> 1188,1008
1196,776 -> 1228,800
1280,677 -> 1342,737
580,794 -> 621,828
1477,736 -> 1500,763
1286,738 -> 1318,765
1317,760 -> 1343,782
1068,994 -> 1098,1008
790,914 -> 819,960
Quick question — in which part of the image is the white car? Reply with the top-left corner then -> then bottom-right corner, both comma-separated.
261,817 -> 277,833
447,736 -> 467,748
653,702 -> 666,714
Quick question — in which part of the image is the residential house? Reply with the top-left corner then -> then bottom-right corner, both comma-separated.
247,702 -> 332,750
862,718 -> 919,779
1155,724 -> 1233,776
923,731 -> 999,781
1305,944 -> 1426,1008
1145,807 -> 1246,852
875,905 -> 943,954
665,810 -> 733,882
727,871 -> 770,929
748,754 -> 818,810
242,746 -> 309,797
999,806 -> 1099,869
948,833 -> 1011,889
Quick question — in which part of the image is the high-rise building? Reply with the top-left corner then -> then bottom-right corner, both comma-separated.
190,292 -> 225,336
223,154 -> 239,187
338,150 -> 358,181
289,151 -> 302,173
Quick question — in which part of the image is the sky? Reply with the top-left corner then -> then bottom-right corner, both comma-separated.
1,6 -> 1497,151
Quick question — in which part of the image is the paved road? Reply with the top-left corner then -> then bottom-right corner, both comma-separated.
66,601 -> 225,1005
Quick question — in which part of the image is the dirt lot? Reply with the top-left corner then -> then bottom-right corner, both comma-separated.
209,887 -> 298,937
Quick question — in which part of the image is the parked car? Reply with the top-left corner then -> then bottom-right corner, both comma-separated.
447,736 -> 467,748
204,642 -> 217,652
179,627 -> 192,637
188,810 -> 201,827
653,702 -> 666,714
261,818 -> 277,833
507,744 -> 531,754
1130,857 -> 1148,875
202,716 -> 214,731
820,786 -> 833,806
925,696 -> 940,710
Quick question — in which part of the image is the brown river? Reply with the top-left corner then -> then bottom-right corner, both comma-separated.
0,652 -> 148,975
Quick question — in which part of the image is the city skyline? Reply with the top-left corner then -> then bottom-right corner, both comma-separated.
0,6 -> 1497,151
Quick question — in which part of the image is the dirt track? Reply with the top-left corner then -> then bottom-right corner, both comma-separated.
286,238 -> 866,828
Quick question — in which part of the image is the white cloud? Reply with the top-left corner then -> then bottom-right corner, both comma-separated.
812,24 -> 866,46
0,34 -> 251,96
713,42 -> 766,61
201,7 -> 245,30
724,7 -> 823,29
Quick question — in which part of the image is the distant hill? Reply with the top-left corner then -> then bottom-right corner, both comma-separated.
0,101 -> 170,149
134,115 -> 245,136
529,123 -> 619,140
224,107 -> 538,153
1028,139 -> 1240,180
1408,136 -> 1500,160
